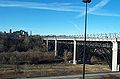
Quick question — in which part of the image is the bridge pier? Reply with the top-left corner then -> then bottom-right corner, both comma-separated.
73,39 -> 77,64
46,39 -> 57,57
112,40 -> 119,71
46,39 -> 48,52
55,39 -> 57,57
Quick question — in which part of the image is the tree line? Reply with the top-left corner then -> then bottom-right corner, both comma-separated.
0,30 -> 46,52
0,30 -> 55,64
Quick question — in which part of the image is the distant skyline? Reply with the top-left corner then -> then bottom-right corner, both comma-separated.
0,0 -> 120,35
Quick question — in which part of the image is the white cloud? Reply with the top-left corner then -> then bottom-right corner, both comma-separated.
90,11 -> 120,17
71,22 -> 81,31
0,0 -> 120,17
89,0 -> 109,12
0,1 -> 84,12
77,0 -> 120,17
78,0 -> 109,17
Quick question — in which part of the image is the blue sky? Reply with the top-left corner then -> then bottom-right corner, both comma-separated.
0,0 -> 120,35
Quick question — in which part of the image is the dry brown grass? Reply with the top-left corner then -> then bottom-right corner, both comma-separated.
85,64 -> 111,73
0,64 -> 111,78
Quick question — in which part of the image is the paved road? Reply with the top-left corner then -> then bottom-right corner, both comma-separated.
18,72 -> 120,79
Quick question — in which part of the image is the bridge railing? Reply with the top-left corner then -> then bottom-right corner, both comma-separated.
41,32 -> 120,40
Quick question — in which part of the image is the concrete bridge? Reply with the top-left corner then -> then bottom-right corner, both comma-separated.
42,35 -> 120,71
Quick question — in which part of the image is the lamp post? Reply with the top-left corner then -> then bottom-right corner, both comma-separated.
82,0 -> 91,79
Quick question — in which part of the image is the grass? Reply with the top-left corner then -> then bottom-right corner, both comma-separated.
0,64 -> 111,78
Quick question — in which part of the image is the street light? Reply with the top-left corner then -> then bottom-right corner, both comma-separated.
83,0 -> 91,3
82,0 -> 91,79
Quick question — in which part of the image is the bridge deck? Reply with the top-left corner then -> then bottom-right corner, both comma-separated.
43,36 -> 120,42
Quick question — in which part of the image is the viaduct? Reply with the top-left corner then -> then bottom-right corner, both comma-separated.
42,35 -> 120,72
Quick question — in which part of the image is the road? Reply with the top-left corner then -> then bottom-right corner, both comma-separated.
18,72 -> 120,79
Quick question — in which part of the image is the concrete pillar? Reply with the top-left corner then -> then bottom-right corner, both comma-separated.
46,40 -> 48,52
112,41 -> 119,71
55,39 -> 57,56
73,40 -> 77,64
